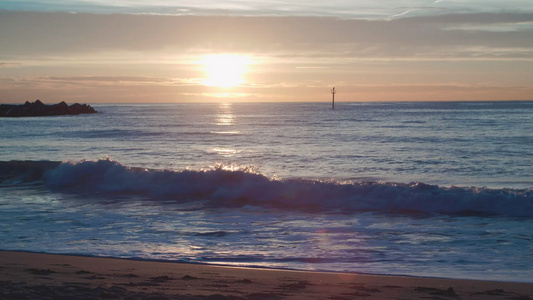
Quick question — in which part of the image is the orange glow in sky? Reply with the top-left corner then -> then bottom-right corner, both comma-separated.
0,3 -> 533,103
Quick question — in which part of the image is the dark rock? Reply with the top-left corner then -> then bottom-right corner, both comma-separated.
53,101 -> 70,115
0,100 -> 97,117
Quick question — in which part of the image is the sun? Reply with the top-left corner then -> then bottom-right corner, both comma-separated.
202,54 -> 249,88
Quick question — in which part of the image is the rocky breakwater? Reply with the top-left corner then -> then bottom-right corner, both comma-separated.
0,100 -> 97,117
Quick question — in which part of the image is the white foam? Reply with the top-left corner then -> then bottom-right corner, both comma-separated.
40,159 -> 533,217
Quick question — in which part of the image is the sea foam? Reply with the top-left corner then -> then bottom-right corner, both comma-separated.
2,159 -> 532,217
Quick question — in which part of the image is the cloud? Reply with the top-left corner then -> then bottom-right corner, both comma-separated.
44,76 -> 197,85
0,75 -> 207,102
0,62 -> 21,68
1,9 -> 532,102
0,76 -> 203,95
1,11 -> 532,62
1,73 -> 532,103
2,0 -> 532,19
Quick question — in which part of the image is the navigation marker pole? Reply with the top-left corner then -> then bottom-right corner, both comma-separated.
331,87 -> 336,109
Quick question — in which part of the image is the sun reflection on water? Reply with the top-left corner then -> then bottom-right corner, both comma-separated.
211,148 -> 239,157
215,102 -> 235,126
210,102 -> 239,158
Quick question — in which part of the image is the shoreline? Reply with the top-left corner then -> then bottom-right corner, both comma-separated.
1,250 -> 532,299
3,249 -> 530,284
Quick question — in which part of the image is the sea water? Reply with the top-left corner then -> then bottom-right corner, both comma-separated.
1,101 -> 532,282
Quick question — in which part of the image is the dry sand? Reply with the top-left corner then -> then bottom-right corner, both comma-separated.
0,250 -> 532,299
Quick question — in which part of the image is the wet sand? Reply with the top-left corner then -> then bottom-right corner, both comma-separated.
0,250 -> 532,299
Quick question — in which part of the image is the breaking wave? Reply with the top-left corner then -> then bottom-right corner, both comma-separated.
1,159 -> 532,217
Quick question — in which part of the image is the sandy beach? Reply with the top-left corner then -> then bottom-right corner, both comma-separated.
0,251 -> 531,299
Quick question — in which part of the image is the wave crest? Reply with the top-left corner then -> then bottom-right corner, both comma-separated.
2,159 -> 532,216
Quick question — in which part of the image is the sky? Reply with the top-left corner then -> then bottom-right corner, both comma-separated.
1,0 -> 533,103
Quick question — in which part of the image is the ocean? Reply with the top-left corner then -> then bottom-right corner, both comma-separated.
1,101 -> 532,282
